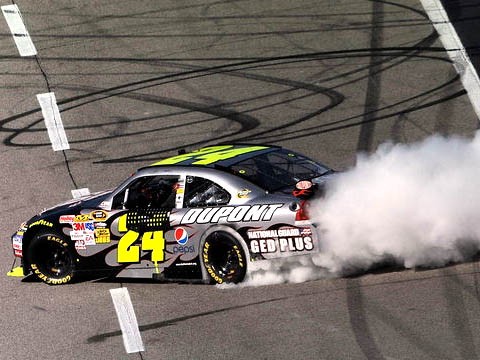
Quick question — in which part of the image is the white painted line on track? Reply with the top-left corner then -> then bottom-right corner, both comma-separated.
1,4 -> 37,57
420,0 -> 480,120
110,287 -> 145,354
71,188 -> 90,198
36,92 -> 70,151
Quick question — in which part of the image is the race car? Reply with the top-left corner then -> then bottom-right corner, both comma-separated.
7,144 -> 333,285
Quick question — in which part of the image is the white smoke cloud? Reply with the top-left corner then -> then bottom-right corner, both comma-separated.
224,132 -> 480,288
312,132 -> 480,275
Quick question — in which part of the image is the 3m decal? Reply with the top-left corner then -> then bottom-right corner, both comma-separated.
71,221 -> 95,244
117,214 -> 165,264
72,221 -> 94,232
152,145 -> 268,166
181,204 -> 283,224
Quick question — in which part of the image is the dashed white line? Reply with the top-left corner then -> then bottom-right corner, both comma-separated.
420,0 -> 480,120
1,4 -> 37,57
110,287 -> 145,354
37,92 -> 70,151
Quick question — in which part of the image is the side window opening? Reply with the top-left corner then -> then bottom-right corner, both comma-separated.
112,175 -> 179,210
184,176 -> 230,207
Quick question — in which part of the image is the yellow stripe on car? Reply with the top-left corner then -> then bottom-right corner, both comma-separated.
151,145 -> 268,166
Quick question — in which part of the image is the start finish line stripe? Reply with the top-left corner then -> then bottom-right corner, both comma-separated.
1,4 -> 37,57
110,287 -> 145,354
37,92 -> 70,151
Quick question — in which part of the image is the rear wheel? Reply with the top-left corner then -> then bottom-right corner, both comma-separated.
202,232 -> 246,284
27,232 -> 75,285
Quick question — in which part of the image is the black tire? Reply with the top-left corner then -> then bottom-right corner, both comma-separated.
202,231 -> 246,284
27,231 -> 75,285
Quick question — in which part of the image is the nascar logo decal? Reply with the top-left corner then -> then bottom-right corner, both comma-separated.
180,204 -> 283,224
174,227 -> 189,245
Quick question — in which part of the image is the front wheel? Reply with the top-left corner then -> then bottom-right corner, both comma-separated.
202,232 -> 247,284
27,232 -> 75,285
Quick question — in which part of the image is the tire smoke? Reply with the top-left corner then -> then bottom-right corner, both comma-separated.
223,133 -> 480,288
312,133 -> 480,275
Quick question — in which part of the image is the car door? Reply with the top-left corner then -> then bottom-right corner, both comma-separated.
108,174 -> 180,276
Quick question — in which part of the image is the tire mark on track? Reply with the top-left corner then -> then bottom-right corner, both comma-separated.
357,0 -> 385,153
346,278 -> 386,360
252,71 -> 461,142
441,268 -> 478,360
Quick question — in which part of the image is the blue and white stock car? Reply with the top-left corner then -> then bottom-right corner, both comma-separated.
8,144 -> 333,285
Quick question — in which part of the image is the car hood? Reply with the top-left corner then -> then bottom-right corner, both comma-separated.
37,190 -> 113,218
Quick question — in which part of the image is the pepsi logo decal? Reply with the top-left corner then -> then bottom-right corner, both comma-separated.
174,227 -> 189,245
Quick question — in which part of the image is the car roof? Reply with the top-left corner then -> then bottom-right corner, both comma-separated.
142,144 -> 280,169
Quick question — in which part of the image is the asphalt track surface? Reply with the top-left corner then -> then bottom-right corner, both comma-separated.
1,1 -> 480,359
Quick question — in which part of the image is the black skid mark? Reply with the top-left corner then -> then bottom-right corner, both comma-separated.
356,0 -> 385,153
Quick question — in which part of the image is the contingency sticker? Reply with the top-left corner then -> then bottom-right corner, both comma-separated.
95,228 -> 111,244
247,227 -> 314,254
12,233 -> 23,257
71,221 -> 95,245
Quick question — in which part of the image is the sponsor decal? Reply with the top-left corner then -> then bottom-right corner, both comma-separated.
72,221 -> 95,232
173,245 -> 195,254
203,242 -> 222,284
12,233 -> 23,257
237,188 -> 251,198
12,234 -> 22,250
175,181 -> 185,208
99,201 -> 111,210
175,262 -> 197,267
95,228 -> 111,244
173,227 -> 193,253
295,180 -> 313,190
90,210 -> 108,221
174,227 -> 189,245
29,219 -> 53,228
59,215 -> 75,224
31,263 -> 71,285
71,221 -> 95,244
75,240 -> 86,250
181,204 -> 283,224
247,227 -> 314,254
74,214 -> 91,222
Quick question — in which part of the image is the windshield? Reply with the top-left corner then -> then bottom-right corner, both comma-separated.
228,148 -> 331,192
